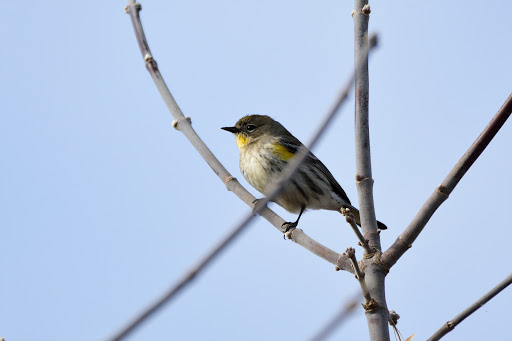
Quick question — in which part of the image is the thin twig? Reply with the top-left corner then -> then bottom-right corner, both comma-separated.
345,248 -> 371,303
308,292 -> 361,341
341,208 -> 372,254
427,273 -> 512,341
382,93 -> 512,268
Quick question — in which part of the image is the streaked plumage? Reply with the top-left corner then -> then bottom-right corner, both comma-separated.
222,115 -> 387,230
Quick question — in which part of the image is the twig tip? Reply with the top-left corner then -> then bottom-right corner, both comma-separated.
388,310 -> 400,326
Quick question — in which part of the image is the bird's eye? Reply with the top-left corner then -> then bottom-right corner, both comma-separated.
246,124 -> 256,132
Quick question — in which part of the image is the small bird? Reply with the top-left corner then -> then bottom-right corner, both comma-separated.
222,115 -> 387,231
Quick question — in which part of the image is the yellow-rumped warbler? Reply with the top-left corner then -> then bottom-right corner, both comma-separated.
222,115 -> 387,230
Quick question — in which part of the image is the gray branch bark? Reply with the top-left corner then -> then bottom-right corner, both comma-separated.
353,2 -> 390,340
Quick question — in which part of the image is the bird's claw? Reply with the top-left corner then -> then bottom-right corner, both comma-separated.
281,221 -> 297,239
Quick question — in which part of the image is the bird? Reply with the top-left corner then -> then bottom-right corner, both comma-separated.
221,114 -> 387,231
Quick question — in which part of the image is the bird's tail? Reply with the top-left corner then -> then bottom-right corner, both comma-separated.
342,205 -> 387,230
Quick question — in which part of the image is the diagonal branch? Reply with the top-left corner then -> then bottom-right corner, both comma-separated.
124,0 -> 343,266
427,272 -> 512,341
308,292 -> 361,341
345,247 -> 372,303
114,2 -> 379,340
342,208 -> 372,254
382,93 -> 512,268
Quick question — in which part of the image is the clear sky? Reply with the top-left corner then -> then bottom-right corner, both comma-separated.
1,1 -> 511,340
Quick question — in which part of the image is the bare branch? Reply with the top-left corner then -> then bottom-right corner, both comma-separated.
123,0 -> 366,265
427,273 -> 512,341
308,293 -> 361,341
353,2 -> 390,340
288,228 -> 353,273
113,2 -> 380,340
353,2 -> 380,250
382,93 -> 512,268
345,248 -> 372,303
105,213 -> 256,341
341,208 -> 372,254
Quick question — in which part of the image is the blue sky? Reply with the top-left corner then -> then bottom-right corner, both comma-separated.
1,1 -> 511,340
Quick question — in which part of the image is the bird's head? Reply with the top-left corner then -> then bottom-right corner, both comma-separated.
221,115 -> 277,149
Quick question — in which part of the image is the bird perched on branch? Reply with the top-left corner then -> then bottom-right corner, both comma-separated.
222,115 -> 387,231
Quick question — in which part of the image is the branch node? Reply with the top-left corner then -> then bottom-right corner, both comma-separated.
446,321 -> 455,329
284,228 -> 295,240
172,116 -> 192,130
144,52 -> 154,63
388,310 -> 400,326
362,298 -> 379,312
224,176 -> 236,186
362,4 -> 371,15
352,5 -> 371,18
143,53 -> 158,70
345,247 -> 355,259
396,235 -> 412,249
124,3 -> 141,13
355,173 -> 372,183
436,185 -> 450,197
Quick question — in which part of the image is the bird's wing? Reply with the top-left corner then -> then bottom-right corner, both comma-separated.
279,136 -> 351,205
307,153 -> 351,205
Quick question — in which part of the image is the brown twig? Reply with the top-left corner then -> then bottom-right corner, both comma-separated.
341,208 -> 372,255
382,93 -> 512,268
427,273 -> 512,341
345,248 -> 372,303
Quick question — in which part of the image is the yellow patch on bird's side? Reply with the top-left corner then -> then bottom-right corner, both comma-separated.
236,134 -> 248,148
271,143 -> 295,160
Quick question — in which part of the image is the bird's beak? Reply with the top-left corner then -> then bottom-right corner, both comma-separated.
221,126 -> 240,134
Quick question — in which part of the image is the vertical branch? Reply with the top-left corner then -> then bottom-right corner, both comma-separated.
353,2 -> 379,249
353,1 -> 389,341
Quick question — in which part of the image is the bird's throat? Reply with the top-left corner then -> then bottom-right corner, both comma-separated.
236,134 -> 248,148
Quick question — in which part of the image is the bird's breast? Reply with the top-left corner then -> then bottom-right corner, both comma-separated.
239,142 -> 287,195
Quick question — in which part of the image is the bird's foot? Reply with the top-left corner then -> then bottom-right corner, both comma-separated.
281,221 -> 298,239
282,221 -> 298,232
